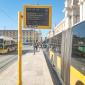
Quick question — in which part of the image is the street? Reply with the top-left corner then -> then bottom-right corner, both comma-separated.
0,45 -> 34,73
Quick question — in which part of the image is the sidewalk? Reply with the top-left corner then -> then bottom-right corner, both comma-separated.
0,50 -> 54,85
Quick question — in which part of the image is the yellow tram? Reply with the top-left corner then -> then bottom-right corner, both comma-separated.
48,21 -> 85,85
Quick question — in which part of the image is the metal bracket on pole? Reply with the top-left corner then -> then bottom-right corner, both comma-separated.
17,11 -> 22,85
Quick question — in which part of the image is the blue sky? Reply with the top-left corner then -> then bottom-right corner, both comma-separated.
0,0 -> 64,37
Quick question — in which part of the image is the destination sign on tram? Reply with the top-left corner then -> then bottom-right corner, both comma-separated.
24,5 -> 52,29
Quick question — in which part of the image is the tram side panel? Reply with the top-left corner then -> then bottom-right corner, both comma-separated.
55,33 -> 62,76
48,21 -> 85,85
49,33 -> 62,79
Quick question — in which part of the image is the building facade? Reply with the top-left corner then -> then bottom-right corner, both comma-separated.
48,0 -> 85,38
64,0 -> 85,30
0,30 -> 41,45
64,0 -> 80,30
79,0 -> 85,21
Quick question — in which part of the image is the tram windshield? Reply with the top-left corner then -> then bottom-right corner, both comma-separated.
0,39 -> 3,48
72,21 -> 85,74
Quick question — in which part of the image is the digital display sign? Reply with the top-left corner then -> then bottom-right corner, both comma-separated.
24,5 -> 52,29
26,8 -> 49,26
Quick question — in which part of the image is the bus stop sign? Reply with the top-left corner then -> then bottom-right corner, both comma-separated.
24,5 -> 52,29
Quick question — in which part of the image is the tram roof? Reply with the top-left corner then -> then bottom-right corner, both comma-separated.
72,20 -> 85,28
0,36 -> 16,41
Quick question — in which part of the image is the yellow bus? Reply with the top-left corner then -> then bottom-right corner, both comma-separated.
0,36 -> 17,54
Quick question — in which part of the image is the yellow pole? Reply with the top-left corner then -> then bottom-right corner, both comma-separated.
17,11 -> 22,85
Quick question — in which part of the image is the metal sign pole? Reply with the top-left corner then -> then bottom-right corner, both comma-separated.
17,11 -> 22,85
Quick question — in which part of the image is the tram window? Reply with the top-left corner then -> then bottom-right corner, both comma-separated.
55,33 -> 62,54
4,41 -> 6,44
0,39 -> 3,48
0,39 -> 3,43
72,21 -> 85,74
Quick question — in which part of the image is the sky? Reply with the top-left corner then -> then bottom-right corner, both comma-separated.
0,0 -> 64,37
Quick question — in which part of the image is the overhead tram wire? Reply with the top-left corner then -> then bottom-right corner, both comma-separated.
0,8 -> 17,25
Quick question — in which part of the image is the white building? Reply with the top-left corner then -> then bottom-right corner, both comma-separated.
64,0 -> 85,30
79,0 -> 85,21
48,0 -> 85,38
0,30 -> 41,45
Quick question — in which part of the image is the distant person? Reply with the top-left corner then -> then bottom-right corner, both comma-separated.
35,42 -> 38,51
33,43 -> 36,54
40,42 -> 42,49
33,42 -> 37,54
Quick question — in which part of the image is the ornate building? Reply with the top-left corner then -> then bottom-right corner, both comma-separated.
64,0 -> 80,30
0,30 -> 41,45
79,0 -> 85,21
47,0 -> 85,38
64,0 -> 85,30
